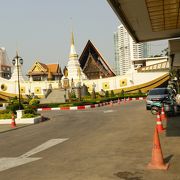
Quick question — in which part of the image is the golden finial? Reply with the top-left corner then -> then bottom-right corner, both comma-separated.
16,50 -> 19,57
71,31 -> 75,46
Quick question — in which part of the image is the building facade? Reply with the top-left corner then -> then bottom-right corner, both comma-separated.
114,24 -> 151,75
0,47 -> 11,79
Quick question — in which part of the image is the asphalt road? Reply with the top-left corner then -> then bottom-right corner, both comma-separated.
0,100 -> 180,180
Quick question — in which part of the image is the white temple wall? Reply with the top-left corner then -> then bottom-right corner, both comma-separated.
0,71 -> 168,98
81,71 -> 168,92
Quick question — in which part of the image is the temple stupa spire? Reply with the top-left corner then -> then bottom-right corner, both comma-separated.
71,31 -> 75,45
69,31 -> 78,59
66,31 -> 87,84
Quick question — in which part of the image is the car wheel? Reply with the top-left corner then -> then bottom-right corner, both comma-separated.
151,106 -> 159,115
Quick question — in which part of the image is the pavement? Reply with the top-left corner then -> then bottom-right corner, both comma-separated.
0,101 -> 180,179
1,107 -> 179,135
0,124 -> 31,133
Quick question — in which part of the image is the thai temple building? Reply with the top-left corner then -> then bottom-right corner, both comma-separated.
27,61 -> 63,81
79,40 -> 115,80
0,32 -> 170,101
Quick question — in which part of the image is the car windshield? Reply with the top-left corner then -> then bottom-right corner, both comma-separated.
149,89 -> 169,95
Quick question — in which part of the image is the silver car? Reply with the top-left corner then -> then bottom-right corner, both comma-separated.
146,88 -> 173,110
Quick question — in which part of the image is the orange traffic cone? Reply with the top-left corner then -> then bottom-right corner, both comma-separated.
156,112 -> 165,133
148,127 -> 169,170
11,113 -> 16,128
160,105 -> 167,121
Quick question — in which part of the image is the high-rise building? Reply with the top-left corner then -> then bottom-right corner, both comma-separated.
0,47 -> 11,79
114,24 -> 151,75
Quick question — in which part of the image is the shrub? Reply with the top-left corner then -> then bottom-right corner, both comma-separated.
0,113 -> 12,119
91,90 -> 96,99
46,103 -> 60,108
59,103 -> 73,107
22,113 -> 39,118
105,91 -> 109,97
71,90 -> 76,98
120,89 -> 125,97
110,90 -> 115,97
24,107 -> 36,115
0,109 -> 10,114
6,102 -> 24,113
72,102 -> 84,106
29,98 -> 40,106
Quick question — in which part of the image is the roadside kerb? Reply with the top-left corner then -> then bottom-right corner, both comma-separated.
37,97 -> 146,111
0,116 -> 42,125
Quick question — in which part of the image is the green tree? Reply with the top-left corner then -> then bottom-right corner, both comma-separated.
105,91 -> 109,97
110,90 -> 115,97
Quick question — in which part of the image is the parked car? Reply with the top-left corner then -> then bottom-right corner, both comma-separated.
146,87 -> 174,110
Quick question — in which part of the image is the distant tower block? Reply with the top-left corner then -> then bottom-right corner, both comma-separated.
67,32 -> 87,85
0,47 -> 11,79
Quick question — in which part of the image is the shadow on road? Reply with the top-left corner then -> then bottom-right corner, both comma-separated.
164,154 -> 174,164
166,112 -> 180,137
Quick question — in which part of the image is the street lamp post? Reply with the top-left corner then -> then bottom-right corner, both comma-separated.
12,52 -> 23,110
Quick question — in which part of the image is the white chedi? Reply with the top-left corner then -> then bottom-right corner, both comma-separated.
66,32 -> 87,85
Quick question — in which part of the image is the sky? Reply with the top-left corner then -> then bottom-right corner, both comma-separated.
0,0 -> 168,74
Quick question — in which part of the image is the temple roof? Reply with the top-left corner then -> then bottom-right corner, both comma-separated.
28,61 -> 62,76
79,40 -> 115,77
46,64 -> 60,73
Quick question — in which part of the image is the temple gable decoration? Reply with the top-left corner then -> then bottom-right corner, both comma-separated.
83,53 -> 103,79
79,40 -> 116,80
29,61 -> 48,73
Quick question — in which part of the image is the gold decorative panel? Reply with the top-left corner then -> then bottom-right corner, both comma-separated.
34,66 -> 41,72
0,84 -> 7,91
120,79 -> 127,87
34,87 -> 41,94
102,82 -> 110,90
20,87 -> 25,93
